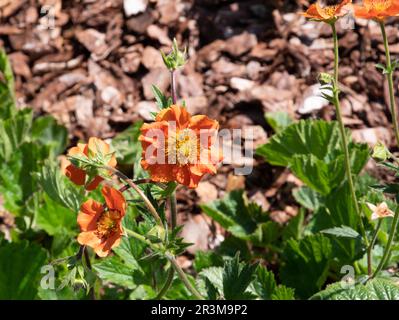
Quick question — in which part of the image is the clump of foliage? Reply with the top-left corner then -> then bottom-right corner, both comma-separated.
1,1 -> 399,300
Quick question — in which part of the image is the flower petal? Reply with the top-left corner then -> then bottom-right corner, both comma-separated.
77,231 -> 101,247
371,212 -> 379,220
88,137 -> 110,157
86,176 -> 104,191
102,185 -> 126,215
301,4 -> 323,19
94,229 -> 122,257
65,164 -> 86,186
77,199 -> 103,231
366,202 -> 377,212
189,115 -> 219,131
108,154 -> 117,168
145,163 -> 176,183
156,105 -> 191,129
67,143 -> 86,156
173,165 -> 191,186
190,163 -> 216,176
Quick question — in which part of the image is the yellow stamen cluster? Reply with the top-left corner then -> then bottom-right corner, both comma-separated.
96,210 -> 119,238
366,0 -> 391,11
320,5 -> 340,19
168,129 -> 199,165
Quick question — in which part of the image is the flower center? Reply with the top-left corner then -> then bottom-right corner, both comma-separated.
376,206 -> 390,217
168,129 -> 199,165
367,0 -> 391,11
320,5 -> 339,18
96,210 -> 119,238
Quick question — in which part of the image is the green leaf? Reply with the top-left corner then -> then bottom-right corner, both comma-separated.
222,254 -> 257,300
201,190 -> 255,233
282,208 -> 305,241
31,116 -> 68,156
151,85 -> 171,110
0,241 -> 47,299
198,267 -> 224,294
93,256 -> 137,289
0,142 -> 50,214
280,234 -> 332,298
38,285 -> 84,300
308,183 -> 364,265
0,49 -> 16,119
271,286 -> 296,300
290,154 -> 345,195
112,237 -> 143,271
35,161 -> 84,212
203,278 -> 219,300
256,120 -> 343,167
251,266 -> 277,300
256,120 -> 369,195
0,108 -> 33,161
201,190 -> 279,245
0,49 -> 14,93
193,251 -> 225,273
321,225 -> 361,239
293,186 -> 323,211
111,122 -> 145,178
265,111 -> 293,133
36,193 -> 77,236
311,278 -> 399,300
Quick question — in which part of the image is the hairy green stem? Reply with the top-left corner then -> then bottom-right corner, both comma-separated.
372,207 -> 399,279
171,70 -> 177,104
370,22 -> 399,280
125,228 -> 159,249
166,254 -> 204,300
170,192 -> 177,230
331,23 -> 368,246
367,219 -> 382,276
125,229 -> 203,299
380,22 -> 399,145
153,67 -> 180,300
157,192 -> 177,299
155,268 -> 175,300
83,246 -> 96,300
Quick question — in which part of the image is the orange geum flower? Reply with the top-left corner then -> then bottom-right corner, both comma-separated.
77,186 -> 126,257
139,105 -> 223,189
367,202 -> 395,220
353,0 -> 399,21
301,0 -> 352,22
63,137 -> 117,191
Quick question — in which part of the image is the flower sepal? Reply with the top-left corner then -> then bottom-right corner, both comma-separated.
161,38 -> 187,71
372,142 -> 392,162
68,148 -> 115,183
147,225 -> 167,244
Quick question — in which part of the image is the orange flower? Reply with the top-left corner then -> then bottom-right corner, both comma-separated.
301,0 -> 352,22
63,137 -> 117,191
139,105 -> 222,188
77,186 -> 126,257
353,0 -> 399,20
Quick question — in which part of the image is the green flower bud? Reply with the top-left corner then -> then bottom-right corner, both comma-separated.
161,38 -> 187,71
372,141 -> 392,162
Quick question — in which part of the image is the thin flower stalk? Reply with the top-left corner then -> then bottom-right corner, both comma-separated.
166,253 -> 204,300
379,21 -> 399,145
372,206 -> 399,278
330,22 -> 370,264
366,219 -> 382,276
